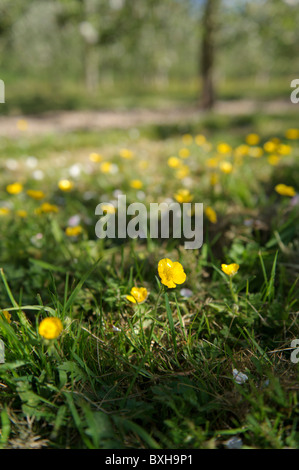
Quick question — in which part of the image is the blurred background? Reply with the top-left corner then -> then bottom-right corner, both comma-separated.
0,0 -> 298,115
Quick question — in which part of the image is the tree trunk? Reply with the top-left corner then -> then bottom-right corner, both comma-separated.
200,0 -> 218,110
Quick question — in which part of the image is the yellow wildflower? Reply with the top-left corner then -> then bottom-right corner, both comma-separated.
38,317 -> 63,340
35,202 -> 59,214
277,144 -> 291,156
275,184 -> 296,197
221,263 -> 239,276
249,147 -> 263,158
210,173 -> 219,186
205,206 -> 217,224
119,149 -> 134,159
167,157 -> 181,168
6,182 -> 23,195
182,134 -> 193,145
0,207 -> 10,216
219,161 -> 233,174
126,287 -> 148,304
58,179 -> 74,192
1,310 -> 11,323
100,162 -> 112,173
89,152 -> 103,162
175,165 -> 190,179
263,141 -> 277,153
16,209 -> 28,218
285,128 -> 299,140
267,155 -> 280,166
65,225 -> 83,237
179,148 -> 190,159
217,143 -> 232,154
158,258 -> 186,288
246,133 -> 260,146
195,134 -> 206,146
174,189 -> 193,203
17,119 -> 28,131
27,189 -> 45,200
130,180 -> 143,189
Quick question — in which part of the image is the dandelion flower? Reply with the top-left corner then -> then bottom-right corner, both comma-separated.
275,184 -> 296,197
38,317 -> 63,340
221,263 -> 239,276
267,155 -> 280,166
195,134 -> 206,146
158,258 -> 186,288
126,287 -> 148,304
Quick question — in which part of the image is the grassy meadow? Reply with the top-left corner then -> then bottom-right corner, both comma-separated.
0,110 -> 298,449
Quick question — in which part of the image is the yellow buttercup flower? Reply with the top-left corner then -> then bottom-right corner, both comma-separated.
179,148 -> 190,159
130,180 -> 143,189
277,144 -> 291,156
263,141 -> 277,153
167,157 -> 181,168
35,202 -> 59,214
6,182 -> 23,195
16,209 -> 28,218
158,258 -> 186,289
182,134 -> 193,145
0,207 -> 10,216
249,147 -> 263,158
100,204 -> 116,214
1,310 -> 11,323
174,189 -> 193,203
58,179 -> 74,192
205,206 -> 217,224
38,317 -> 63,340
119,149 -> 134,160
65,225 -> 83,237
175,165 -> 190,179
210,173 -> 219,186
195,134 -> 206,146
126,287 -> 148,304
17,119 -> 28,131
221,263 -> 239,276
27,189 -> 45,200
206,157 -> 219,169
217,143 -> 232,154
234,145 -> 249,157
267,155 -> 280,166
219,161 -> 233,174
100,162 -> 112,173
246,133 -> 260,146
89,152 -> 103,162
285,128 -> 299,140
275,184 -> 296,197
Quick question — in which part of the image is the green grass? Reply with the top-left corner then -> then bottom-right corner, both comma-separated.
0,112 -> 298,449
